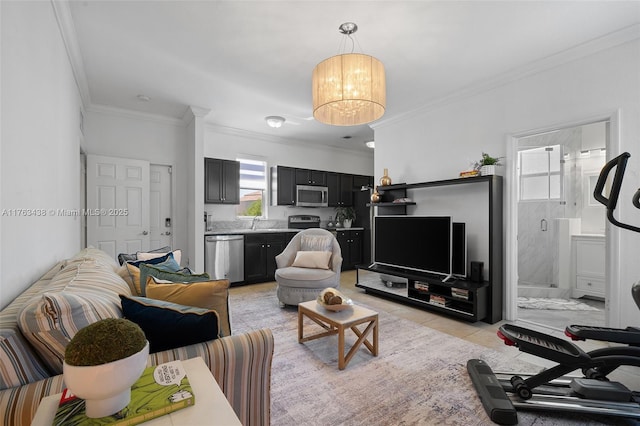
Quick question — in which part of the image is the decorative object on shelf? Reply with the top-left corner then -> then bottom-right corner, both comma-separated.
459,170 -> 480,178
312,22 -> 386,126
474,152 -> 504,176
380,168 -> 392,186
63,318 -> 150,418
335,206 -> 356,228
370,186 -> 381,203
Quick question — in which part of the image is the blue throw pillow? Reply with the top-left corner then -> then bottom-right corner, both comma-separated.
119,295 -> 220,353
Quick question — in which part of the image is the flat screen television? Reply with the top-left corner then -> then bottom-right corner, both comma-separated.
452,222 -> 467,279
374,216 -> 452,278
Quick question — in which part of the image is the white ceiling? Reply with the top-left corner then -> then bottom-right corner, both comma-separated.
67,1 -> 640,152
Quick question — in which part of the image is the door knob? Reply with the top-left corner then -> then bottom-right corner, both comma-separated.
164,231 -> 171,236
142,230 -> 149,235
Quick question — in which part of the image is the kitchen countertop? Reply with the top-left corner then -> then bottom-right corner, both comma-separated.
205,228 -> 300,235
205,227 -> 365,235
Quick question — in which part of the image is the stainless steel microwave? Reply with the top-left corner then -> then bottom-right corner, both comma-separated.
296,185 -> 328,207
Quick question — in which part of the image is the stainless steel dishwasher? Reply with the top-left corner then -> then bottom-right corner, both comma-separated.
205,235 -> 244,283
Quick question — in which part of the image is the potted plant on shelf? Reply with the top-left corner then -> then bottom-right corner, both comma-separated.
335,206 -> 356,228
63,318 -> 149,418
474,152 -> 504,176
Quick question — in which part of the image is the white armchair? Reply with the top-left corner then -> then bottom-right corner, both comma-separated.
274,229 -> 343,306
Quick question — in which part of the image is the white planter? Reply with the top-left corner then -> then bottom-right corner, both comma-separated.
343,219 -> 352,228
63,341 -> 149,418
480,165 -> 502,176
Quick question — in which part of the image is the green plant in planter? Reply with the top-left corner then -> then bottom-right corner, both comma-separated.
65,318 -> 147,366
474,152 -> 503,171
335,206 -> 356,224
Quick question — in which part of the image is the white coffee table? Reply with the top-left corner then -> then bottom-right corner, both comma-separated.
31,357 -> 241,425
298,300 -> 379,370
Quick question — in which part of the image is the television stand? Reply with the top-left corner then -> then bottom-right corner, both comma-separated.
356,264 -> 490,323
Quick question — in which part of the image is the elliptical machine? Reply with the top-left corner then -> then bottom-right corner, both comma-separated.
468,152 -> 640,424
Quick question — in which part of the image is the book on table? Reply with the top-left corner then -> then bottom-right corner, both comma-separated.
54,360 -> 195,425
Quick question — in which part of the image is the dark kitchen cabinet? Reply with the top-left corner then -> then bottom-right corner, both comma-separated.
271,166 -> 296,206
244,232 -> 295,283
336,229 -> 363,270
205,158 -> 240,204
295,169 -> 327,186
327,172 -> 354,207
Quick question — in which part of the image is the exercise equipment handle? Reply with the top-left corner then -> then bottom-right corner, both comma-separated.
594,152 -> 640,233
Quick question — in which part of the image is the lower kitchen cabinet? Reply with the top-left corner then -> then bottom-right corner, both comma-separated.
244,232 -> 295,283
336,229 -> 363,270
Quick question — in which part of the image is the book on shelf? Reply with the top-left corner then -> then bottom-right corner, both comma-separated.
428,295 -> 450,307
54,360 -> 194,426
414,282 -> 429,292
451,287 -> 470,300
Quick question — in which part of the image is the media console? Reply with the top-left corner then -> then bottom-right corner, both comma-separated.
357,264 -> 489,322
356,175 -> 503,324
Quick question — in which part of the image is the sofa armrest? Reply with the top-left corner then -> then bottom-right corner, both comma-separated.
0,374 -> 66,426
148,328 -> 274,426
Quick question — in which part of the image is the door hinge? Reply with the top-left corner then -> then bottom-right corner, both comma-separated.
168,166 -> 172,174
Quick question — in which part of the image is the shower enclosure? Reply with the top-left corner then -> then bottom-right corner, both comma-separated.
517,122 -> 607,299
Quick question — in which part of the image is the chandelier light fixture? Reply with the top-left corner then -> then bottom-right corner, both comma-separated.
312,22 -> 386,126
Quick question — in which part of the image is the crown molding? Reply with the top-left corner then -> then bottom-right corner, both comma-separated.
373,23 -> 640,130
86,104 -> 187,126
51,0 -> 91,108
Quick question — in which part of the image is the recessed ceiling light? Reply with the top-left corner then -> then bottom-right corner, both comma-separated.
265,116 -> 285,128
365,141 -> 375,149
137,94 -> 151,102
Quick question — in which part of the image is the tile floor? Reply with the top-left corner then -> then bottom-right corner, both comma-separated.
230,269 -> 640,390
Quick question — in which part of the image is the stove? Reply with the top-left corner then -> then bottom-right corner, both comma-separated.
288,215 -> 321,229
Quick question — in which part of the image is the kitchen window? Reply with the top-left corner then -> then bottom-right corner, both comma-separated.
236,158 -> 266,217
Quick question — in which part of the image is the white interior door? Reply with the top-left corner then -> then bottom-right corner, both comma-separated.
87,155 -> 150,259
149,164 -> 173,249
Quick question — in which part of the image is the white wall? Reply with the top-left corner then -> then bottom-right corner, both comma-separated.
375,38 -> 640,327
203,126 -> 374,223
83,109 -> 189,263
1,2 -> 83,309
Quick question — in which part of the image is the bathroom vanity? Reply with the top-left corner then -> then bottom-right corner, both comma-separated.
572,234 -> 605,299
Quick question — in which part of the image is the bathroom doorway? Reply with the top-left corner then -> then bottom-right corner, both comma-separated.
514,120 -> 608,330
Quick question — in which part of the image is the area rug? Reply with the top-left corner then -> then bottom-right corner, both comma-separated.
229,287 -> 625,425
517,297 -> 601,311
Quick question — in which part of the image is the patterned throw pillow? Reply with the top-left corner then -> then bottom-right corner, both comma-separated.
17,292 -> 123,374
119,295 -> 220,353
145,277 -> 231,337
117,245 -> 171,266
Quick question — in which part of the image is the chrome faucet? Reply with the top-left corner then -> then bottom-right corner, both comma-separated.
251,216 -> 260,230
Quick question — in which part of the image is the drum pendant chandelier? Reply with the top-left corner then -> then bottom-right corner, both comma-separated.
312,22 -> 386,126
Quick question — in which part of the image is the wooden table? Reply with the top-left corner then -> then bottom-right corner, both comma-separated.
298,300 -> 379,370
31,357 -> 241,426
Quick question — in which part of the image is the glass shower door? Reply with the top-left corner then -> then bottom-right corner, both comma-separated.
517,145 -> 565,289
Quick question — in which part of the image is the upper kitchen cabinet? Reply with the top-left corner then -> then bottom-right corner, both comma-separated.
353,174 -> 373,190
327,172 -> 353,207
271,166 -> 296,206
295,168 -> 327,186
205,158 -> 240,204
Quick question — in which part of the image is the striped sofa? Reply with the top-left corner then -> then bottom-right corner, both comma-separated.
0,248 -> 274,426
